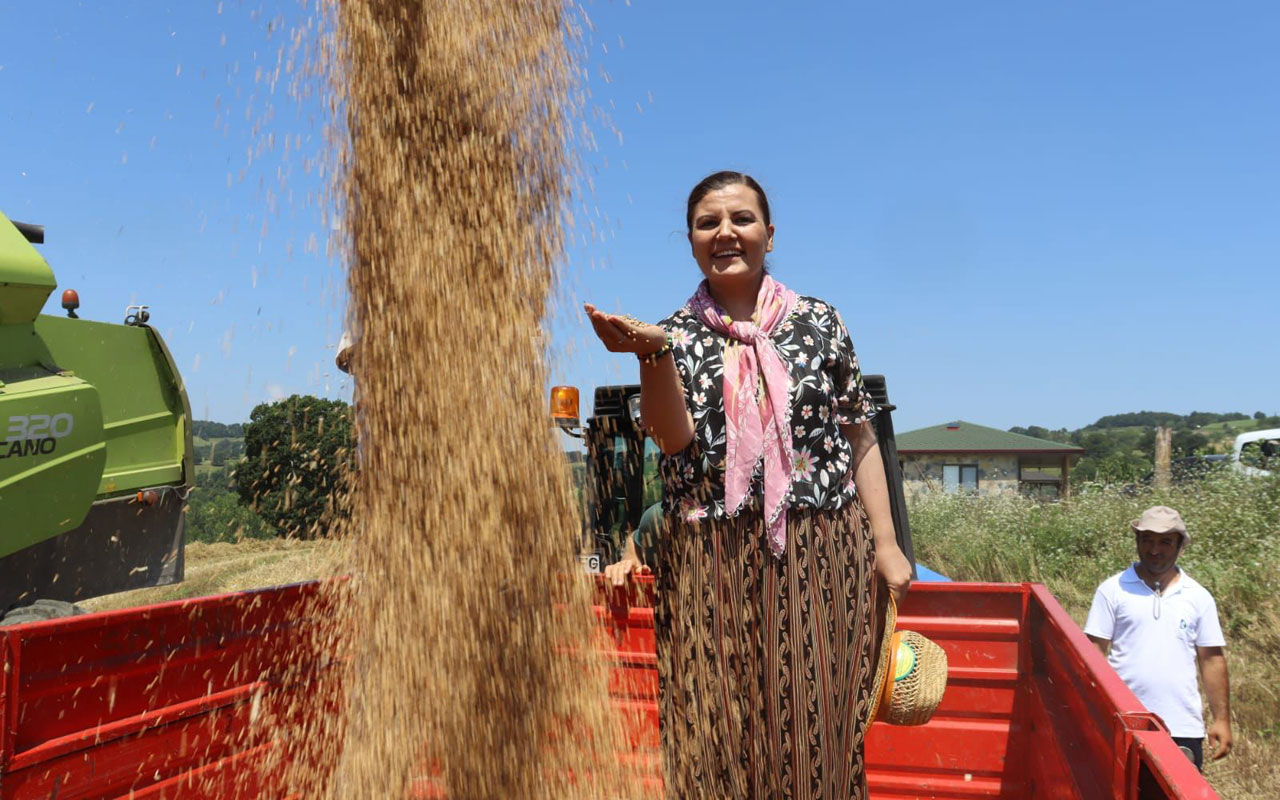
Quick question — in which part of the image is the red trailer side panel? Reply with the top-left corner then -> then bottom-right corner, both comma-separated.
0,582 -> 337,799
0,579 -> 1222,799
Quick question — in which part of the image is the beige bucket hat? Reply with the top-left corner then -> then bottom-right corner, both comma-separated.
868,594 -> 948,726
1130,505 -> 1189,544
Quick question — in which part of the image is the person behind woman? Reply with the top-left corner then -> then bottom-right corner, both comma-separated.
587,171 -> 911,798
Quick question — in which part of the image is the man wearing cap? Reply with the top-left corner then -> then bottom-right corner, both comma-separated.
1084,506 -> 1232,770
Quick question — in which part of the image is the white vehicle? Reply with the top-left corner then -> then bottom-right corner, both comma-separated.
1231,428 -> 1280,477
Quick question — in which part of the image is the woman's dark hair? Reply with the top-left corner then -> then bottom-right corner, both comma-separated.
685,171 -> 771,232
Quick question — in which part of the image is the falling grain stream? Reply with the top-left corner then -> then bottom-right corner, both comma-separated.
277,2 -> 633,797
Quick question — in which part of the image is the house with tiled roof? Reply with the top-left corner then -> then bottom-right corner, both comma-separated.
896,421 -> 1085,499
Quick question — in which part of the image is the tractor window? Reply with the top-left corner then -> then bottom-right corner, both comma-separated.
643,437 -> 662,507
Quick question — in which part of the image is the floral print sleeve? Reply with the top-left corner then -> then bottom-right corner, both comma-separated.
831,309 -> 878,426
658,307 -> 720,522
657,295 -> 878,521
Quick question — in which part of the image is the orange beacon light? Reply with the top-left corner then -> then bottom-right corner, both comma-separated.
550,385 -> 580,433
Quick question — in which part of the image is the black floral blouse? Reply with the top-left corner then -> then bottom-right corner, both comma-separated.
658,295 -> 878,524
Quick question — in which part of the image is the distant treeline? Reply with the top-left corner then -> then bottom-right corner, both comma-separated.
193,420 -> 246,439
192,420 -> 247,466
193,439 -> 246,466
1088,411 -> 1259,430
1010,410 -> 1279,484
1011,410 -> 1277,442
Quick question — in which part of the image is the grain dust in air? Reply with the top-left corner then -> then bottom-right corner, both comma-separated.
262,1 -> 634,798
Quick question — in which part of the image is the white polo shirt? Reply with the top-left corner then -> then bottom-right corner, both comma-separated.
1084,565 -> 1225,738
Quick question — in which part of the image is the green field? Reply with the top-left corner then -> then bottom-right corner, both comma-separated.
911,475 -> 1280,798
192,435 -> 245,467
1199,419 -> 1276,436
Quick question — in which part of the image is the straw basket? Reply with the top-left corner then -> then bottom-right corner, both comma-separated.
868,596 -> 948,726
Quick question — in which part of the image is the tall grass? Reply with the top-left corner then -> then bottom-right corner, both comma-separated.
909,474 -> 1280,797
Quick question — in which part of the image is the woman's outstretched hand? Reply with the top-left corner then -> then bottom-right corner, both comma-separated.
584,303 -> 667,356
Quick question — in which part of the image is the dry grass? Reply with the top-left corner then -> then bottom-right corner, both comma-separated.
79,538 -> 345,613
1198,602 -> 1280,798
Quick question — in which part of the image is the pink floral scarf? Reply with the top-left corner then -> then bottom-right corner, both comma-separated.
688,275 -> 798,558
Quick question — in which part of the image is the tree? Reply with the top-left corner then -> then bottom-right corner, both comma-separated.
187,488 -> 274,542
1171,429 -> 1210,459
233,395 -> 354,538
1009,425 -> 1071,444
183,466 -> 273,542
208,439 -> 245,466
1067,428 -> 1151,486
1092,411 -> 1182,429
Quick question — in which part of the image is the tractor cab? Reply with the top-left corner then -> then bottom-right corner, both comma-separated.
552,376 -> 918,577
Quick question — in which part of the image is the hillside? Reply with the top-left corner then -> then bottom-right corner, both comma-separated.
1009,410 -> 1279,484
192,419 -> 246,469
186,419 -> 267,541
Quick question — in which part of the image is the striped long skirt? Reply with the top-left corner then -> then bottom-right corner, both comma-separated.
654,500 -> 882,799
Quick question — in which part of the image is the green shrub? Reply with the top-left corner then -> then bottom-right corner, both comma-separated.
234,395 -> 354,538
186,485 -> 275,543
909,473 -> 1280,634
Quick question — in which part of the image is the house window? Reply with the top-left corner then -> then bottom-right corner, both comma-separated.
1019,455 -> 1064,499
1022,481 -> 1060,500
1018,456 -> 1063,483
942,464 -> 978,493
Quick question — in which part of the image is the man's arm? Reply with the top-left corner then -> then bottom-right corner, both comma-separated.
1086,634 -> 1110,656
603,534 -> 650,587
1198,645 -> 1232,760
1083,585 -> 1115,656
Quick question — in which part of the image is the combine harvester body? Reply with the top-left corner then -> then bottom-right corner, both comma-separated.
0,213 -> 192,621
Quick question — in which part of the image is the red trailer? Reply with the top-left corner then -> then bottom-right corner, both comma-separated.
0,578 -> 1218,799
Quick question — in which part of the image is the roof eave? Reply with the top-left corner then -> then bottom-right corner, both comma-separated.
898,448 -> 1086,455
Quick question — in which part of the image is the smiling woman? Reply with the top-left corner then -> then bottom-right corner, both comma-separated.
686,173 -> 774,314
585,170 -> 912,798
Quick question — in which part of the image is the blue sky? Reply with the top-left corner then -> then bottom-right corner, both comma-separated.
3,2 -> 1277,433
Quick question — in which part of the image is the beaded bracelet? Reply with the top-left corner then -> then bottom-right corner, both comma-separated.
637,335 -> 672,366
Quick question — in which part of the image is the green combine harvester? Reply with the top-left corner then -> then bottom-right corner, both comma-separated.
0,211 -> 192,623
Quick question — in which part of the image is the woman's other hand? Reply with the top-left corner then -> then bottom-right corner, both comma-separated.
877,543 -> 912,605
584,303 -> 666,356
604,556 -> 650,587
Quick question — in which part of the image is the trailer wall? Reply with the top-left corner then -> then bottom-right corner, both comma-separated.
0,580 -> 1218,799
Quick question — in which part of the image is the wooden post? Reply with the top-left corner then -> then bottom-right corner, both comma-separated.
1061,454 -> 1071,500
1153,426 -> 1172,489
